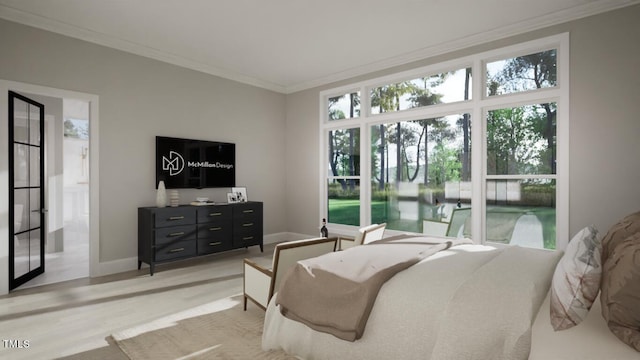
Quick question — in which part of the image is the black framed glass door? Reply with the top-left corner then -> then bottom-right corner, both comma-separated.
9,91 -> 45,290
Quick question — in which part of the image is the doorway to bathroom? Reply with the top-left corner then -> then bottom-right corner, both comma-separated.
13,94 -> 91,290
2,80 -> 99,293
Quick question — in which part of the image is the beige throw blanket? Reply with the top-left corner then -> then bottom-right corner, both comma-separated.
275,235 -> 472,341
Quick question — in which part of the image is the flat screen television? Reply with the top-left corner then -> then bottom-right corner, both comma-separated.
156,136 -> 235,189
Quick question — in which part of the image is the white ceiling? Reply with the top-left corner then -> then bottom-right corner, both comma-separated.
0,0 -> 637,94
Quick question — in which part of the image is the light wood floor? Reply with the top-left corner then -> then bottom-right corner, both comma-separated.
0,244 -> 274,360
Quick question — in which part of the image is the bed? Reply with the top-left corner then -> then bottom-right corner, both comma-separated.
261,215 -> 640,360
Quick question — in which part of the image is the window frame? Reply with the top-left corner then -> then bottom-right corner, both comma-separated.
319,33 -> 569,250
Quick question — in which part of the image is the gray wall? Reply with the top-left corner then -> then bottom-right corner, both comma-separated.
0,19 -> 287,264
284,5 -> 640,238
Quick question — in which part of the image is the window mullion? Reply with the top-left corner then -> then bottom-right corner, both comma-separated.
361,122 -> 370,226
472,57 -> 485,244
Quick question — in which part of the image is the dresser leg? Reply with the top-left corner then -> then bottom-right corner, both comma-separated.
150,263 -> 154,276
138,260 -> 142,270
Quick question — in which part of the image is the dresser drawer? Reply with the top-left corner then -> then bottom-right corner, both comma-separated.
197,237 -> 232,255
197,223 -> 232,240
233,224 -> 261,247
154,207 -> 196,227
155,225 -> 197,245
233,219 -> 260,236
155,240 -> 197,261
233,203 -> 262,221
197,206 -> 232,223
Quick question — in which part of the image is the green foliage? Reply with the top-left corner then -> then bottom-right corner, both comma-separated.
486,104 -> 555,175
487,50 -> 557,174
329,128 -> 360,177
64,119 -> 89,139
428,143 -> 461,186
497,50 -> 557,93
64,119 -> 78,137
328,182 -> 359,199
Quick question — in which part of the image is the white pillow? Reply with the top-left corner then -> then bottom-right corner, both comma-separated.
550,225 -> 602,330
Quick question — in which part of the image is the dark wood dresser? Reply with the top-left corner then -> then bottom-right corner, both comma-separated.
138,201 -> 263,275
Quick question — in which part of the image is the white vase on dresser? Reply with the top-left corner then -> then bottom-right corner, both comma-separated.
156,181 -> 167,208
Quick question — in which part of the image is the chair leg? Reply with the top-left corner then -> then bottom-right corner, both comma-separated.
243,295 -> 247,311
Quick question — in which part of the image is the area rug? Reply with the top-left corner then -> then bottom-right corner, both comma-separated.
110,295 -> 295,359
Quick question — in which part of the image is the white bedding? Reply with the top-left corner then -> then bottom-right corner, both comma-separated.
262,244 -> 562,360
530,292 -> 639,360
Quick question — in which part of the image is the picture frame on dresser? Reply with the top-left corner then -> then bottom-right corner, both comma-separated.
232,187 -> 247,202
227,192 -> 239,203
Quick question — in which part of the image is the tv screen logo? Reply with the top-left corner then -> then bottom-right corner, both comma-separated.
162,151 -> 185,176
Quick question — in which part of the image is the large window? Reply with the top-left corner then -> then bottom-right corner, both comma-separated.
327,127 -> 361,226
370,115 -> 471,234
321,34 -> 568,250
370,67 -> 472,114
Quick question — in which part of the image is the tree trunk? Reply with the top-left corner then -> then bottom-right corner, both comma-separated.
543,103 -> 556,174
329,131 -> 346,190
424,123 -> 429,185
379,124 -> 385,190
396,122 -> 402,184
462,68 -> 471,181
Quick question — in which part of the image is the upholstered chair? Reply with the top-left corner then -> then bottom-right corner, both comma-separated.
243,237 -> 337,310
422,208 -> 471,238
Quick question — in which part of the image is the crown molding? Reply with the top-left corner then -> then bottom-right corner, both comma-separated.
1,1 -> 637,95
0,4 -> 287,93
284,0 -> 640,93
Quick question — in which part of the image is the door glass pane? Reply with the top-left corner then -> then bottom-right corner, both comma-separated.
30,231 -> 41,270
328,179 -> 360,226
486,49 -> 557,96
486,103 -> 557,175
13,143 -> 29,188
30,146 -> 40,187
14,189 -> 29,232
13,97 -> 29,143
14,232 -> 30,278
485,179 -> 556,250
29,103 -> 41,145
30,188 -> 41,230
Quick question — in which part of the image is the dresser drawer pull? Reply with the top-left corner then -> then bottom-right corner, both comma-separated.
209,227 -> 222,231
243,236 -> 254,241
242,209 -> 254,213
168,232 -> 185,237
168,216 -> 185,220
169,247 -> 185,253
209,241 -> 222,246
242,223 -> 254,227
209,212 -> 222,217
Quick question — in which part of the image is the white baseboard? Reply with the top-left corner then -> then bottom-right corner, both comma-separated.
0,256 -> 8,295
95,256 -> 138,277
92,232 -> 318,278
264,232 -> 316,244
